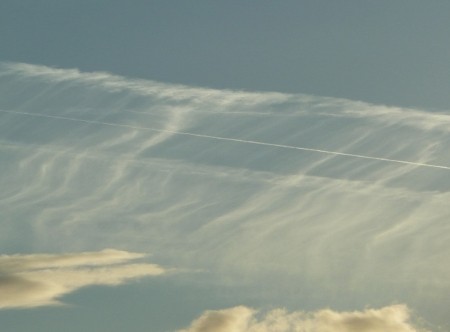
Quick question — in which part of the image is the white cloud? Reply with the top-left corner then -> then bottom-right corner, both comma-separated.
180,306 -> 255,332
2,61 -> 449,134
1,61 -> 450,327
0,249 -> 166,309
179,305 -> 427,332
0,62 -> 286,105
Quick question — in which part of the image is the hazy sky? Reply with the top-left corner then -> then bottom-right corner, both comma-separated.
1,2 -> 449,332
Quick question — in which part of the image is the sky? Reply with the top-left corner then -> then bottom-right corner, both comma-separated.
0,2 -> 449,332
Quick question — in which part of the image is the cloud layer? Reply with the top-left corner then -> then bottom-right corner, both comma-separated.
0,249 -> 165,309
1,62 -> 449,328
179,305 -> 426,332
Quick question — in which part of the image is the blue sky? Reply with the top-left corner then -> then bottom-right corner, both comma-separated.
1,2 -> 449,332
1,0 -> 450,110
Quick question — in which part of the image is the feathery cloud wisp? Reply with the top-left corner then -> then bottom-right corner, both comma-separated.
0,249 -> 166,309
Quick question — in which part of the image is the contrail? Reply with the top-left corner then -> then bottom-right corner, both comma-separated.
1,108 -> 450,171
126,109 -> 306,117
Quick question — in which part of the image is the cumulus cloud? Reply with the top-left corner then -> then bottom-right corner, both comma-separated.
0,249 -> 166,309
179,305 -> 427,332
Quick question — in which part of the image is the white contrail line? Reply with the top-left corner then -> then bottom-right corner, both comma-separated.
1,108 -> 450,171
126,109 -> 306,117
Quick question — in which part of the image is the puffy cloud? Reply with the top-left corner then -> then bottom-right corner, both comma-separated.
0,249 -> 166,309
180,306 -> 255,332
179,305 -> 427,332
